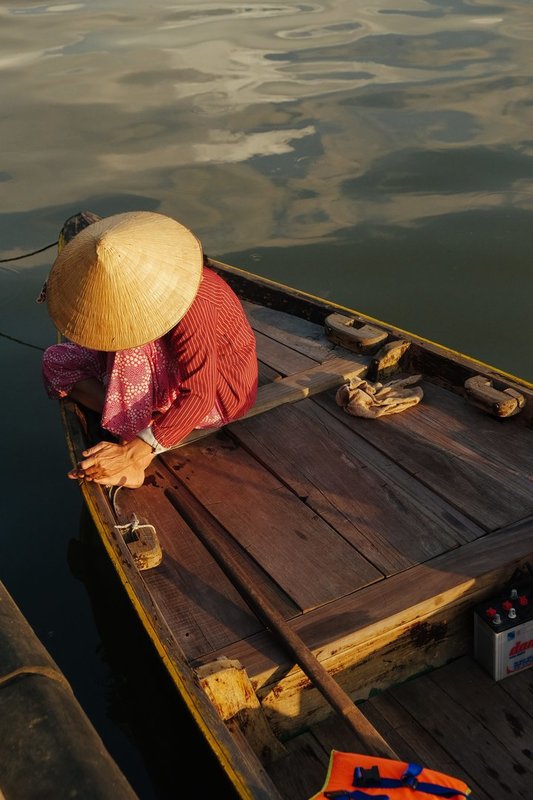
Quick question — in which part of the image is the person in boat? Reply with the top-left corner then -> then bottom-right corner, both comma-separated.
41,210 -> 259,489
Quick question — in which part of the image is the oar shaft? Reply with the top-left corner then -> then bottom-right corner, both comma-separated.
166,484 -> 397,761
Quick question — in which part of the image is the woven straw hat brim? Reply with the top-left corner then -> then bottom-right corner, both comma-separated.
46,211 -> 203,350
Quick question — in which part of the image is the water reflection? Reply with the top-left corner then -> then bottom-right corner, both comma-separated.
2,1 -> 532,368
1,4 -> 532,797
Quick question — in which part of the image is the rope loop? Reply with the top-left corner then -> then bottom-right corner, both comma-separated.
114,513 -> 157,540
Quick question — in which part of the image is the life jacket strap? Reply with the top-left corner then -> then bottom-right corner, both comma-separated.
353,762 -> 470,798
325,791 -> 390,799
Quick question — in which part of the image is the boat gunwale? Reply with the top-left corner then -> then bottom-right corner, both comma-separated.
59,400 -> 283,800
209,258 -> 533,395
57,260 -> 533,800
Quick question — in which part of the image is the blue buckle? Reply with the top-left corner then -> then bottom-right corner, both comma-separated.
402,763 -> 423,789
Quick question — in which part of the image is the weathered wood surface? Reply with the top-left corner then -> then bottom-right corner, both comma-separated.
243,301 -> 337,363
189,517 -> 533,737
61,287 -> 533,800
464,374 -> 526,418
264,655 -> 533,800
324,313 -> 388,352
168,477 -> 396,761
229,388 -> 482,574
109,302 -> 532,737
112,463 -> 299,660
377,657 -> 533,800
162,435 -> 382,611
197,657 -> 287,764
313,381 -> 533,530
63,405 -> 286,800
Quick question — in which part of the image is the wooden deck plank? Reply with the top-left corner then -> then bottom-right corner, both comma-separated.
230,394 -> 483,576
268,686 -> 496,800
261,518 -> 533,669
300,397 -> 483,546
311,704 -> 390,759
112,478 -> 260,660
419,382 -> 533,475
313,383 -> 533,530
388,660 -> 531,799
429,656 -> 533,760
266,733 -> 330,800
314,702 -> 490,800
244,301 -> 336,362
244,357 -> 369,419
191,519 -> 533,734
360,691 -> 491,800
254,329 -> 321,376
181,355 -> 368,448
110,463 -> 298,662
498,665 -> 533,718
162,434 -> 382,612
388,382 -> 533,503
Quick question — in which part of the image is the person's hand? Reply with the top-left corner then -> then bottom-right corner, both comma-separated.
68,438 -> 155,488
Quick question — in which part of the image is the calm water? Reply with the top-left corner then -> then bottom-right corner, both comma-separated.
1,1 -> 532,796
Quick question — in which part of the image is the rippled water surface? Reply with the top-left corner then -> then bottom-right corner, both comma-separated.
1,1 -> 532,797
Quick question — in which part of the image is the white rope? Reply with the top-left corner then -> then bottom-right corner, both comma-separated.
114,513 -> 157,539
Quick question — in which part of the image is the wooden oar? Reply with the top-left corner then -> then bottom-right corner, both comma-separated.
165,480 -> 398,761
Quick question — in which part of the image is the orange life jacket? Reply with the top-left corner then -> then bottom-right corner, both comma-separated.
310,751 -> 471,800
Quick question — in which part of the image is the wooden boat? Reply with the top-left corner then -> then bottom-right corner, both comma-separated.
0,579 -> 138,799
58,223 -> 533,799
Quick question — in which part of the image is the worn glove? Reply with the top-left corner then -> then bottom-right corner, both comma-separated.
336,374 -> 423,418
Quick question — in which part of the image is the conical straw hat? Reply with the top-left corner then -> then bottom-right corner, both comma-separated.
46,211 -> 203,350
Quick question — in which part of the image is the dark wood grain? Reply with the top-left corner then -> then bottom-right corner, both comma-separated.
161,434 -> 381,611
